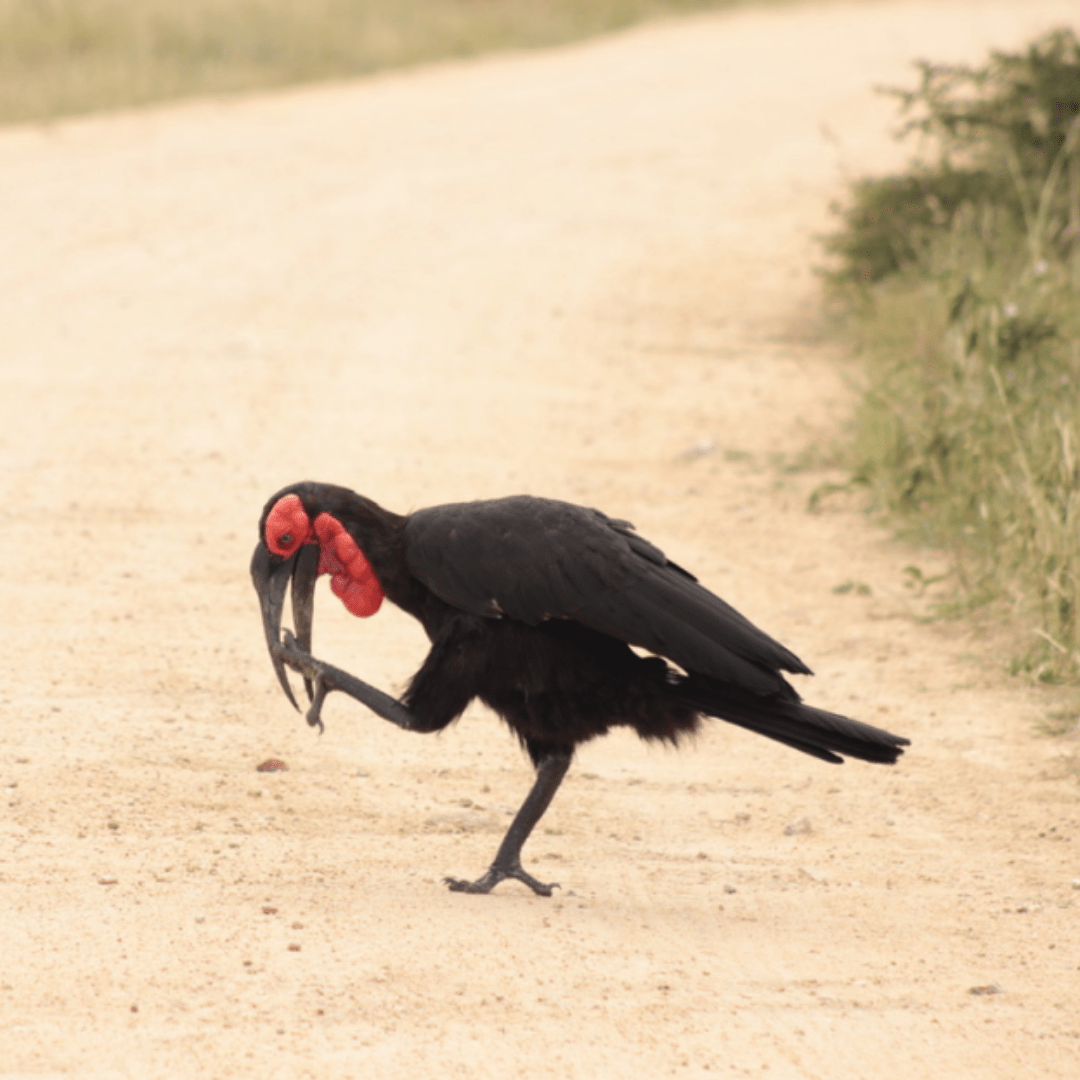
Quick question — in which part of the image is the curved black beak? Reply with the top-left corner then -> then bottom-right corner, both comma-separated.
251,541 -> 321,711
290,540 -> 320,703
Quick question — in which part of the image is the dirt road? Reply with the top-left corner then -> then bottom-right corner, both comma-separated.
2,1 -> 1078,1076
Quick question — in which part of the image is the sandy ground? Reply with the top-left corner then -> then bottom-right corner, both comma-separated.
2,1 -> 1079,1076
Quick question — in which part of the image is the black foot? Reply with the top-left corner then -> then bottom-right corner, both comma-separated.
273,630 -> 418,735
276,630 -> 329,731
444,863 -> 560,897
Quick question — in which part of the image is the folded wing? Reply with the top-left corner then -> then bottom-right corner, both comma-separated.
404,495 -> 809,697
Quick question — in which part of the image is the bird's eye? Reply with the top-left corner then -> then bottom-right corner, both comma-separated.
279,532 -> 293,547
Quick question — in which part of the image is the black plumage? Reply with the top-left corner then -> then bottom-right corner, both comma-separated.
251,481 -> 908,896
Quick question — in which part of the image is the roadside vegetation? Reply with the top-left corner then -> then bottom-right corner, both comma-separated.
822,29 -> 1080,683
0,0 -> 782,125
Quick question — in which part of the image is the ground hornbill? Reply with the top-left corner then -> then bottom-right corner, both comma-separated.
251,481 -> 908,896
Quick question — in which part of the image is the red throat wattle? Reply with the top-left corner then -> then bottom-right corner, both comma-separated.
264,494 -> 385,618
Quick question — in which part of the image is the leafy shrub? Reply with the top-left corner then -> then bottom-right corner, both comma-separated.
824,29 -> 1080,681
825,28 -> 1080,287
823,169 -> 1015,284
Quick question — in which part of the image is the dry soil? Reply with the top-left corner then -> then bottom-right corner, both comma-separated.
1,2 -> 1079,1077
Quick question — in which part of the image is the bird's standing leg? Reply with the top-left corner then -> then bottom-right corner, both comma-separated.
445,750 -> 572,897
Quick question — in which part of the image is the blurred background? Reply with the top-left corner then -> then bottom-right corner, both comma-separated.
0,0 -> 784,123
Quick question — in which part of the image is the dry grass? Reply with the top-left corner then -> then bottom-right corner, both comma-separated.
824,30 -> 1080,682
0,0 -> 778,124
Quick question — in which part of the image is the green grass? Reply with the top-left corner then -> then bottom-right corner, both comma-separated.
0,0 -> 780,125
823,29 -> 1080,682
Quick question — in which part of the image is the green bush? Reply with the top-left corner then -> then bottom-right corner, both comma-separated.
824,28 -> 1080,681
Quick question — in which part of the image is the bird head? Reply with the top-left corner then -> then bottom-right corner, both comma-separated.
251,483 -> 385,710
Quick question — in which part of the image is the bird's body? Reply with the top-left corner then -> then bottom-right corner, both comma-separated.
252,481 -> 908,895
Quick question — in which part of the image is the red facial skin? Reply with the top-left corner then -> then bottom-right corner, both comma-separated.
264,494 -> 310,558
264,494 -> 384,618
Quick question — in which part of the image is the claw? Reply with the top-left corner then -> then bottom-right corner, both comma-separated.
443,866 -> 560,897
272,628 -> 418,734
275,629 -> 329,732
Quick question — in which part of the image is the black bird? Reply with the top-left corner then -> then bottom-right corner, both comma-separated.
251,481 -> 908,896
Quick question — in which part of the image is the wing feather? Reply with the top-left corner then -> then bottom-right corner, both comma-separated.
404,495 -> 808,693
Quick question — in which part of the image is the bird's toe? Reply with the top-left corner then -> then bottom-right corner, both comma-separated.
443,866 -> 559,897
443,875 -> 490,894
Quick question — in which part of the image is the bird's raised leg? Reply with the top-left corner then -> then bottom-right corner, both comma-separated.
445,750 -> 572,897
275,628 -> 572,897
275,629 -> 419,733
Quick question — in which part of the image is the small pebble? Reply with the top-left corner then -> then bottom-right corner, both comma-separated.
256,759 -> 288,772
262,906 -> 278,915
969,983 -> 1003,996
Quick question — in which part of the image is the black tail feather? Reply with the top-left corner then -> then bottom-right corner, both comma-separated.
675,673 -> 908,765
